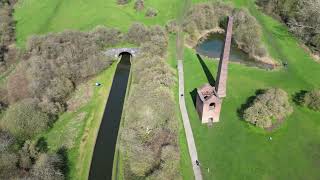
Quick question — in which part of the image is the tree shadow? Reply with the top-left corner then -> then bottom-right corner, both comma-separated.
237,89 -> 265,119
190,89 -> 198,108
57,146 -> 70,178
196,54 -> 215,85
293,90 -> 308,105
36,137 -> 48,152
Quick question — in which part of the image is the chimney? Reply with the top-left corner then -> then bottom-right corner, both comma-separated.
215,16 -> 233,98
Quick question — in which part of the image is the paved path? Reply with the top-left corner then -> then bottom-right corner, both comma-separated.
178,60 -> 203,180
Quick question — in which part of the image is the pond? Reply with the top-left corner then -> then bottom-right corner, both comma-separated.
195,33 -> 274,70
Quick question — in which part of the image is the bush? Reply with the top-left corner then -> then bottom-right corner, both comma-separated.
1,98 -> 50,139
31,153 -> 64,180
117,0 -> 129,5
7,67 -> 30,104
0,130 -> 14,153
165,20 -> 179,34
0,151 -> 18,178
243,88 -> 293,128
134,0 -> 144,11
126,23 -> 150,45
302,89 -> 320,111
145,7 -> 158,17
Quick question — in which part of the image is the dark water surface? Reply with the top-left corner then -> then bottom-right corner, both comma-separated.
196,33 -> 274,69
89,53 -> 131,180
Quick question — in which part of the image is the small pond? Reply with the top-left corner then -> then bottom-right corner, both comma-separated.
195,33 -> 274,70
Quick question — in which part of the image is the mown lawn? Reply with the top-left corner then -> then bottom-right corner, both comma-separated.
182,0 -> 320,179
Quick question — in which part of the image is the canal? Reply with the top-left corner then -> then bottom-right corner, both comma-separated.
89,52 -> 131,180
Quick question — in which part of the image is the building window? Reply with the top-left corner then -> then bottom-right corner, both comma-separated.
209,102 -> 215,110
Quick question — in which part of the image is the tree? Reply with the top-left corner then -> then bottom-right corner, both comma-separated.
0,151 -> 18,178
243,88 -> 293,129
0,130 -> 14,152
134,0 -> 144,11
145,7 -> 158,17
302,89 -> 320,111
31,153 -> 64,180
126,23 -> 150,45
1,98 -> 50,139
7,67 -> 30,104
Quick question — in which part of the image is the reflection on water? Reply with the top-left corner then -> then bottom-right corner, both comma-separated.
89,52 -> 131,180
195,33 -> 274,70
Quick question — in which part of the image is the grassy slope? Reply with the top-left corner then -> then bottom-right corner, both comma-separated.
182,0 -> 320,179
14,0 -> 184,47
14,0 -> 193,179
41,63 -> 117,179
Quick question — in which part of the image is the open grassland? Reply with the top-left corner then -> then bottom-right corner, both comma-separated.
40,63 -> 117,179
182,0 -> 320,179
14,0 -> 184,46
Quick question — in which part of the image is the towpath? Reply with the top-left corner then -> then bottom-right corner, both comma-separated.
178,59 -> 203,180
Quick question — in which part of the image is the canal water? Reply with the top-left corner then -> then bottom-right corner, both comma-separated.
89,52 -> 131,180
195,33 -> 274,69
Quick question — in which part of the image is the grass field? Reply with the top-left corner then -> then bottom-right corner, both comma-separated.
182,0 -> 320,179
14,0 -> 184,47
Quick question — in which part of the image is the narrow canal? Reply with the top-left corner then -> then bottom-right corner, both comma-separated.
89,52 -> 131,180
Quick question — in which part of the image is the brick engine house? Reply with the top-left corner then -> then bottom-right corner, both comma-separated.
196,16 -> 233,124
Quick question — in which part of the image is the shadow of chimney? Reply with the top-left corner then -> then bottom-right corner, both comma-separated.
196,53 -> 215,86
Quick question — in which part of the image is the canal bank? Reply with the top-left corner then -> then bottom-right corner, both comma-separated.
89,52 -> 132,180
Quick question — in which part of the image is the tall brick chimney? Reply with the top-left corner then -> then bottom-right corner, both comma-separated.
196,16 -> 233,124
215,16 -> 233,98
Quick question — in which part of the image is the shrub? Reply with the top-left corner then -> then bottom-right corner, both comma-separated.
7,67 -> 30,104
126,23 -> 150,45
1,98 -> 50,139
0,130 -> 14,153
145,7 -> 158,17
134,0 -> 144,11
243,88 -> 293,129
165,20 -> 179,34
0,151 -> 18,178
117,0 -> 129,5
0,1 -> 17,70
302,89 -> 320,111
31,153 -> 64,180
90,26 -> 123,47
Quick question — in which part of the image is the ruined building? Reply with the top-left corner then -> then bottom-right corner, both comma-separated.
196,16 -> 233,124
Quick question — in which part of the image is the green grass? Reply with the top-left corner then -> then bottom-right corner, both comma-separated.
182,1 -> 320,179
14,0 -> 184,47
41,63 -> 117,179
